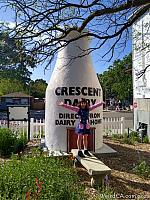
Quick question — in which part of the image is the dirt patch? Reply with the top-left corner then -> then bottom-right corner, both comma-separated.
77,137 -> 150,199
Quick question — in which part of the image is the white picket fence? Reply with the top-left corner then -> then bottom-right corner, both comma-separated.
0,118 -> 45,139
103,117 -> 125,135
0,117 -> 125,139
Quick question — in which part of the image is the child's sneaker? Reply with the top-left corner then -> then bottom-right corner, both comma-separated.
84,150 -> 91,157
78,150 -> 85,157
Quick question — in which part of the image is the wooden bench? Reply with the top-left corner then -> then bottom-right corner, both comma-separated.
71,149 -> 111,187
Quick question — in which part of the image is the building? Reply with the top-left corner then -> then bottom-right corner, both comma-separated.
132,8 -> 150,140
0,92 -> 33,108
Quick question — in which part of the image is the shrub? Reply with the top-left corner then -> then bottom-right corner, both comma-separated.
132,160 -> 150,179
14,132 -> 28,154
129,131 -> 140,142
0,156 -> 86,200
0,128 -> 28,156
112,133 -> 123,141
0,128 -> 16,156
142,136 -> 149,143
122,137 -> 135,145
122,132 -> 140,145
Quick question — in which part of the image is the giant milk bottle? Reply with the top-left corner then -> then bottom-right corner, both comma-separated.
45,30 -> 103,152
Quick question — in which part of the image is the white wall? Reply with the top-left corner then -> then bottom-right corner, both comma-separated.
132,9 -> 150,98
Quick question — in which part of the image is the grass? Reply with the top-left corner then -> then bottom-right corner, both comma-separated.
0,146 -> 118,200
95,187 -> 115,200
0,154 -> 86,200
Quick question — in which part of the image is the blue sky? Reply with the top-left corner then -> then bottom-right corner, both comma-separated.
0,4 -> 132,83
29,41 -> 132,83
30,37 -> 131,83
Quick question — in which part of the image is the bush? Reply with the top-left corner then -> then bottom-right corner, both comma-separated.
14,132 -> 28,154
143,136 -> 149,143
122,132 -> 140,145
0,128 -> 28,156
129,131 -> 140,142
132,160 -> 150,179
122,137 -> 135,145
0,128 -> 16,156
0,156 -> 86,200
112,134 -> 123,141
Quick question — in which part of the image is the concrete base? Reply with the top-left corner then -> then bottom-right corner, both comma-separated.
48,150 -> 69,157
94,143 -> 117,154
71,149 -> 111,188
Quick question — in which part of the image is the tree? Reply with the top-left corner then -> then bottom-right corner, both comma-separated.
30,79 -> 47,98
0,78 -> 26,96
0,32 -> 36,86
0,0 -> 149,69
98,53 -> 133,103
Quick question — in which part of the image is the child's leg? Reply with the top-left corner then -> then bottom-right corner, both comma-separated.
77,134 -> 85,157
83,134 -> 88,150
83,134 -> 91,156
77,134 -> 82,150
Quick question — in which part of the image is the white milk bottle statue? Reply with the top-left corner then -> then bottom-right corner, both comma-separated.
45,30 -> 103,152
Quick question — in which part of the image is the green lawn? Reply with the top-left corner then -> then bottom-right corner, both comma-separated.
0,155 -> 86,200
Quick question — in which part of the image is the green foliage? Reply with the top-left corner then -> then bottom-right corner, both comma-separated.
112,133 -> 123,141
0,31 -> 36,93
111,131 -> 141,145
122,136 -> 135,145
0,128 -> 16,156
0,128 -> 28,156
128,131 -> 141,143
0,156 -> 86,200
122,132 -> 140,145
0,78 -> 26,96
0,32 -> 48,97
142,135 -> 149,143
14,132 -> 28,154
30,79 -> 47,98
95,187 -> 115,200
30,147 -> 43,157
132,160 -> 150,179
98,54 -> 132,102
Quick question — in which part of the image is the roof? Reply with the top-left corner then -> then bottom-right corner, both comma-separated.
1,92 -> 32,98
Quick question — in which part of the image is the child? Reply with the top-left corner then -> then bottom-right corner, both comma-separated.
58,98 -> 104,157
